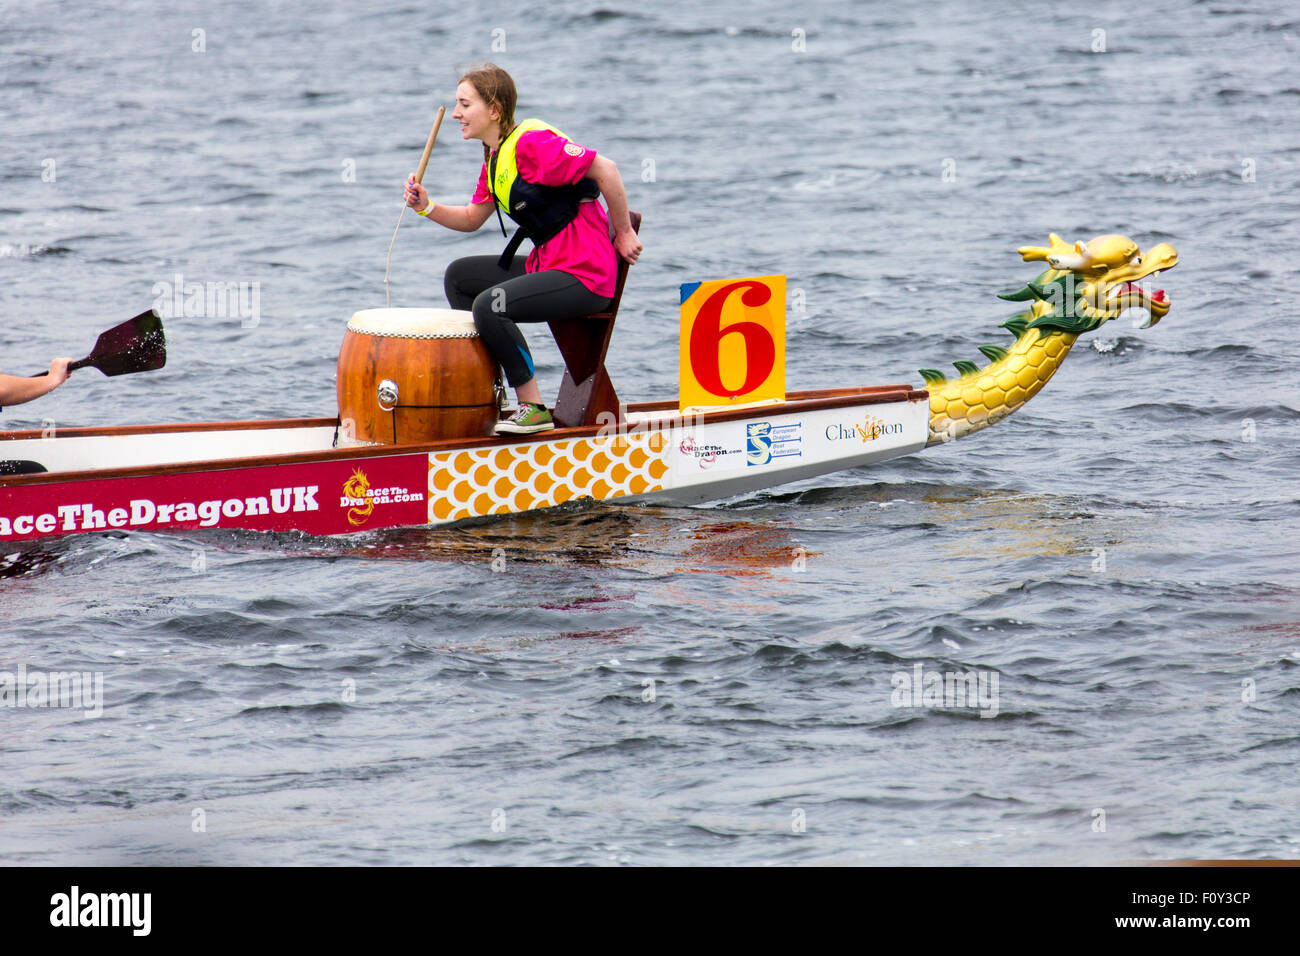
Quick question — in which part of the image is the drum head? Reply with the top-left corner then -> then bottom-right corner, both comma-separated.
347,308 -> 479,339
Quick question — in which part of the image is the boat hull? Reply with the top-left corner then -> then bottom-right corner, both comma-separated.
0,387 -> 928,543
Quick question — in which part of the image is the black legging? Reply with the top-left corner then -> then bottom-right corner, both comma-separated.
444,255 -> 613,389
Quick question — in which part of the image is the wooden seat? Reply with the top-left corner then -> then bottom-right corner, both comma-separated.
547,210 -> 640,428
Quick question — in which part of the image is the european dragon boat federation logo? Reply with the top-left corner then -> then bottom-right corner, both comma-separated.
746,421 -> 803,466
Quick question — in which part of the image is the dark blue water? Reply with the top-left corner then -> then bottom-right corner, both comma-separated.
2,0 -> 1297,864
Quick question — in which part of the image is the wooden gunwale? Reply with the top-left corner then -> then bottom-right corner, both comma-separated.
0,385 -> 928,488
0,416 -> 337,442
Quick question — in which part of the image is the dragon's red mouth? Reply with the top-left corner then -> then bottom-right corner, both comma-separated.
1114,281 -> 1166,302
1106,278 -> 1170,327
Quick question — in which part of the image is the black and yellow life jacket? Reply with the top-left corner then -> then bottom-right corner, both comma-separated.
487,119 -> 600,268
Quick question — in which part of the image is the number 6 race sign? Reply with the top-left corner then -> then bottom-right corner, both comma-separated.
678,275 -> 786,413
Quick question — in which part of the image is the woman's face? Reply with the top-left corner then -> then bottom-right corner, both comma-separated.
453,81 -> 500,144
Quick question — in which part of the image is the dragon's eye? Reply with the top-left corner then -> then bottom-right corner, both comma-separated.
1130,255 -> 1142,267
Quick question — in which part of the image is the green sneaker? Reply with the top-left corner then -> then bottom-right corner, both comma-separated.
495,402 -> 554,435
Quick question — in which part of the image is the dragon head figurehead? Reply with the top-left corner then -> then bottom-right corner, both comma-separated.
919,233 -> 1179,446
1013,233 -> 1179,331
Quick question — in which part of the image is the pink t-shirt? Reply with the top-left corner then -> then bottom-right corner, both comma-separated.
472,128 -> 617,299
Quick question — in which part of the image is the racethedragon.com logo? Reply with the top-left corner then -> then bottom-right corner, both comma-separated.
339,469 -> 424,526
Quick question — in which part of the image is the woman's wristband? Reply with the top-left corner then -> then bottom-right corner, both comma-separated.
417,200 -> 435,217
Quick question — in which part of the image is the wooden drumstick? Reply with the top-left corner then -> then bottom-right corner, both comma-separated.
386,106 -> 446,307
414,107 -> 446,184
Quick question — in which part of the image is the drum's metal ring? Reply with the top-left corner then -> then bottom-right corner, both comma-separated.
345,320 -> 480,339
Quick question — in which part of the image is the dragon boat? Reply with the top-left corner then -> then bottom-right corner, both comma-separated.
0,233 -> 1176,544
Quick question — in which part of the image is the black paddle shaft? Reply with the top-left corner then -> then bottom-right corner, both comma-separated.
32,309 -> 166,377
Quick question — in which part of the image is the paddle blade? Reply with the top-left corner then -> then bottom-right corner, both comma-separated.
83,309 -> 167,376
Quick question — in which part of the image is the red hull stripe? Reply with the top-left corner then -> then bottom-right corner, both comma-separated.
0,453 -> 428,540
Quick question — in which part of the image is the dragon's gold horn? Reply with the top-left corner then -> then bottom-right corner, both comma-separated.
1076,241 -> 1090,257
1021,233 -> 1076,262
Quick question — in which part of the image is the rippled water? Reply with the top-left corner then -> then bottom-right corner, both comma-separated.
2,0 -> 1298,864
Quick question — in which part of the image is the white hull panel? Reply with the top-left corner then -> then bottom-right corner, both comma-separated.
639,397 -> 928,506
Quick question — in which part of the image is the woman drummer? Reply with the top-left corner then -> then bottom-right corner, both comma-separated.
403,63 -> 641,435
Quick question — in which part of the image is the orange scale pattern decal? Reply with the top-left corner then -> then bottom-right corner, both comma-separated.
427,432 -> 670,522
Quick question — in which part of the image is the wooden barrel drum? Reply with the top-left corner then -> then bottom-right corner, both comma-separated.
336,308 -> 498,444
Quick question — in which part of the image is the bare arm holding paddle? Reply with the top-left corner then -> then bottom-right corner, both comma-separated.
0,358 -> 72,407
1,310 -> 164,409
